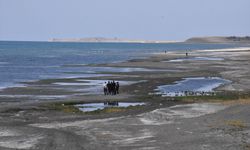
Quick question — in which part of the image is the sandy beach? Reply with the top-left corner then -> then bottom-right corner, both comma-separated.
0,47 -> 250,150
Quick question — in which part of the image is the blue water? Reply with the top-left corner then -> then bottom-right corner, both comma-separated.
0,41 -> 244,89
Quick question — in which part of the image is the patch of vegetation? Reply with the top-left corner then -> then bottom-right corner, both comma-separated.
244,144 -> 250,150
85,107 -> 126,114
84,105 -> 144,115
225,120 -> 246,129
238,92 -> 250,99
137,94 -> 162,101
48,103 -> 82,114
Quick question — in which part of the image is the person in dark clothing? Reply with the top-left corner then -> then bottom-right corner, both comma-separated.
107,81 -> 111,95
104,80 -> 120,96
116,82 -> 119,94
103,82 -> 107,95
112,80 -> 116,95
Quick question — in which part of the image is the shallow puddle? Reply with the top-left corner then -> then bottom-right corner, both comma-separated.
155,77 -> 231,97
165,57 -> 224,62
75,102 -> 145,112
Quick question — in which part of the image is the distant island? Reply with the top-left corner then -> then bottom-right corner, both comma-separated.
185,36 -> 250,43
49,37 -> 178,43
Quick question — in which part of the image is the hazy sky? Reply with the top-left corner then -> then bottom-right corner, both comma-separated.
0,0 -> 250,41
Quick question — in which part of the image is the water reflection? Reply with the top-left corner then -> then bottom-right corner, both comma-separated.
75,102 -> 145,112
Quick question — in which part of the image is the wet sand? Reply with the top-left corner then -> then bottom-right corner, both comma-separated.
0,47 -> 250,149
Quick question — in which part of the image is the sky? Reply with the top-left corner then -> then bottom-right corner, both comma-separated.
0,0 -> 250,41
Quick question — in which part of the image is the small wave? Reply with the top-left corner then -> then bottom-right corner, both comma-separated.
38,55 -> 59,58
0,62 -> 9,65
0,84 -> 26,90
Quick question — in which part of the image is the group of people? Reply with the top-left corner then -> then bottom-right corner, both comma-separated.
103,80 -> 120,95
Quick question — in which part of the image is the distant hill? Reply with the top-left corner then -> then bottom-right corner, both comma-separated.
49,37 -> 178,43
185,36 -> 250,43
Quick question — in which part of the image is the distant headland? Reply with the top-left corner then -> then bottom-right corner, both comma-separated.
185,36 -> 250,43
49,36 -> 250,44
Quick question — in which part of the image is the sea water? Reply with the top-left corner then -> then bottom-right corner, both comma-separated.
0,41 -> 243,89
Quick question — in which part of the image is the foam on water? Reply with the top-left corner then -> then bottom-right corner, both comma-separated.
0,62 -> 9,65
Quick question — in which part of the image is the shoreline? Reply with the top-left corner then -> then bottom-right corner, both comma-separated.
1,46 -> 250,103
0,45 -> 250,149
1,45 -> 250,107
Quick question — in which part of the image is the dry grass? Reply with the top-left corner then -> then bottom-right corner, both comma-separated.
102,107 -> 126,113
221,98 -> 250,105
245,144 -> 250,150
49,103 -> 82,114
225,120 -> 246,128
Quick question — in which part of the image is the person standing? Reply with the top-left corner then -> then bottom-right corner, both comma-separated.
116,82 -> 120,94
107,81 -> 111,95
103,82 -> 107,95
112,80 -> 116,95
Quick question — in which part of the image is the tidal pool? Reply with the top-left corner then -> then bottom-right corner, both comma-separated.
155,77 -> 231,97
75,102 -> 145,112
166,57 -> 224,62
